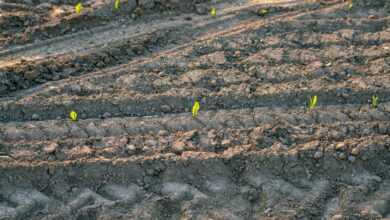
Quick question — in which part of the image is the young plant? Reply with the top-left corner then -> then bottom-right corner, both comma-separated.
371,95 -> 379,109
192,100 -> 200,118
347,0 -> 353,10
258,8 -> 268,17
115,0 -> 121,10
210,8 -> 217,17
75,2 -> 83,14
69,110 -> 78,121
308,95 -> 318,111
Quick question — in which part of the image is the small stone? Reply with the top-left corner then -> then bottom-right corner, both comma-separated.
32,113 -> 40,120
368,14 -> 378,19
69,84 -> 81,94
36,3 -> 52,10
207,51 -> 226,64
102,112 -> 112,119
311,60 -> 323,68
161,105 -> 171,113
182,130 -> 197,141
378,123 -> 388,134
348,155 -> 356,163
44,142 -> 58,154
208,130 -> 217,139
331,214 -> 343,220
264,208 -> 272,214
69,124 -> 88,138
313,151 -> 323,159
172,140 -> 186,153
195,3 -> 208,15
24,0 -> 34,5
338,152 -> 346,160
24,70 -> 40,80
118,137 -> 128,146
145,139 -> 158,147
158,130 -> 169,136
335,142 -> 346,150
350,148 -> 360,156
146,169 -> 154,176
221,139 -> 231,147
126,144 -> 136,151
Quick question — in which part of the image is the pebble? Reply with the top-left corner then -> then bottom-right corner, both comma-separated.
36,3 -> 52,10
378,123 -> 388,134
335,142 -> 346,150
221,139 -> 231,147
32,113 -> 40,120
350,148 -> 360,156
69,84 -> 81,94
145,139 -> 158,147
182,130 -> 197,140
172,140 -> 186,153
195,3 -> 208,15
161,105 -> 171,113
331,214 -> 343,220
102,112 -> 112,119
313,151 -> 323,159
348,155 -> 356,163
146,169 -> 154,176
264,208 -> 272,214
338,152 -> 346,160
44,142 -> 58,154
208,129 -> 217,139
158,130 -> 169,136
126,144 -> 136,151
368,15 -> 378,19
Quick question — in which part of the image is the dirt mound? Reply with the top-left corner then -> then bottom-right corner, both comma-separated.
1,0 -> 390,219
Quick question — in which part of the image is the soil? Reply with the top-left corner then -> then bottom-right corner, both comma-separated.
0,0 -> 390,219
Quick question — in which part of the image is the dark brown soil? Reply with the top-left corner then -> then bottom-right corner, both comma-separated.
0,0 -> 390,219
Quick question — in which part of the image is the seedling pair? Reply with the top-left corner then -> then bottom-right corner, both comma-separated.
307,94 -> 379,111
75,0 -> 121,14
68,101 -> 201,121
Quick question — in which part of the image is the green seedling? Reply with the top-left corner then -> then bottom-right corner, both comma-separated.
210,7 -> 217,17
192,100 -> 200,118
258,8 -> 268,16
70,110 -> 78,121
308,95 -> 318,111
371,95 -> 379,109
75,2 -> 83,14
347,1 -> 353,10
115,0 -> 121,10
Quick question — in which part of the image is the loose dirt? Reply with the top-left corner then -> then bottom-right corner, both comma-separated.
0,0 -> 390,219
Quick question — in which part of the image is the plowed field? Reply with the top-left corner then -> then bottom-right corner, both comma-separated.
0,0 -> 390,219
